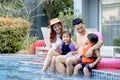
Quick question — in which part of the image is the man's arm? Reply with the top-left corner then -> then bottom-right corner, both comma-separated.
89,49 -> 101,68
86,39 -> 103,57
91,39 -> 103,50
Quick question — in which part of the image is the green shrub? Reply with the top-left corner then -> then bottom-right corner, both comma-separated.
113,37 -> 120,46
22,36 -> 38,50
113,37 -> 120,53
0,17 -> 30,53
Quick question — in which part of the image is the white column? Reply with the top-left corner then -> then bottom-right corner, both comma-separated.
74,0 -> 82,17
99,0 -> 102,33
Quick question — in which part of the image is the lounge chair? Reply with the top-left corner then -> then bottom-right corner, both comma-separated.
36,27 -> 50,55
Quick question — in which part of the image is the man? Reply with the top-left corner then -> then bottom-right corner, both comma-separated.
56,18 -> 103,76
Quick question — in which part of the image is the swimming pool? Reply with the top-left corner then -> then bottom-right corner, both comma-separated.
0,54 -> 120,80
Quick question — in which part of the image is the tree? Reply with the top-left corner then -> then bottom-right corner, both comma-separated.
0,0 -> 24,17
42,0 -> 73,20
0,0 -> 45,20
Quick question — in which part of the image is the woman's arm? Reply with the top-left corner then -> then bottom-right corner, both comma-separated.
56,44 -> 62,54
47,34 -> 52,49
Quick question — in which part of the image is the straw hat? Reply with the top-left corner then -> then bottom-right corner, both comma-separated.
48,18 -> 64,28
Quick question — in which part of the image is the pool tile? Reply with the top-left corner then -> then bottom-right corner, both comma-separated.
92,69 -> 120,80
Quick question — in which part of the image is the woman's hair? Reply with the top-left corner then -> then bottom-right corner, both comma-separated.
87,33 -> 98,44
50,22 -> 63,42
60,31 -> 71,40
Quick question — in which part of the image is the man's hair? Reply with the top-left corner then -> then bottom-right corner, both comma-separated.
87,33 -> 98,44
72,18 -> 83,26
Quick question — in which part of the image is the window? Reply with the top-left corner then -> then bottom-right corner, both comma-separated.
101,0 -> 120,46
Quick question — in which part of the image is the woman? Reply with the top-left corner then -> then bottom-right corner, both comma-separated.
42,18 -> 64,72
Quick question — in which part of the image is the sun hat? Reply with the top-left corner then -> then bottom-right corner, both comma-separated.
48,18 -> 64,28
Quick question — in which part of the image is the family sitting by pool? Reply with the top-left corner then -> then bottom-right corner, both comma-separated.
42,18 -> 103,77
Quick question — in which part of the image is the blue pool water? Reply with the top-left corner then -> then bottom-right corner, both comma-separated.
0,55 -> 120,80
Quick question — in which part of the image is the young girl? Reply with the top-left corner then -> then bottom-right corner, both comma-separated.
73,33 -> 101,76
50,31 -> 76,72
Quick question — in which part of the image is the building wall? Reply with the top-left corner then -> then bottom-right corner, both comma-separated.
88,0 -> 99,29
74,0 -> 99,29
74,0 -> 82,16
82,0 -> 89,27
